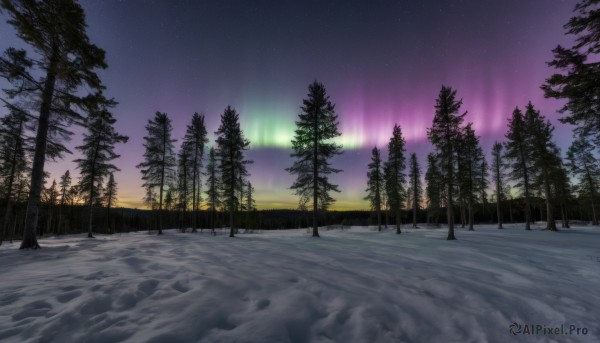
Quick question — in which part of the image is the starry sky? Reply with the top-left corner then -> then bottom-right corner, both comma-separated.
0,0 -> 577,210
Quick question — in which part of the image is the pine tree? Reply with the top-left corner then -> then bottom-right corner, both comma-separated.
457,123 -> 485,231
245,180 -> 256,231
42,179 -> 58,235
504,107 -> 534,230
542,0 -> 600,146
365,147 -> 384,231
182,113 -> 208,232
56,170 -> 72,235
566,134 -> 600,225
0,109 -> 29,244
425,153 -> 442,225
0,0 -> 111,249
287,81 -> 343,237
215,106 -> 252,237
526,103 -> 562,231
408,153 -> 422,228
427,86 -> 466,240
137,112 -> 176,235
385,125 -> 407,234
177,143 -> 192,232
491,142 -> 505,229
102,173 -> 118,233
75,96 -> 127,238
205,147 -> 221,234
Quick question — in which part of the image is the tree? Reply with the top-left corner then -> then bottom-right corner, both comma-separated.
176,143 -> 191,232
425,152 -> 442,225
427,86 -> 466,240
42,178 -> 58,235
408,153 -> 422,228
102,173 -> 118,233
75,96 -> 127,238
215,106 -> 252,237
245,180 -> 256,231
385,125 -> 406,234
205,147 -> 221,234
0,0 -> 110,249
526,103 -> 561,231
504,107 -> 534,230
182,113 -> 208,232
137,112 -> 176,235
365,147 -> 384,231
542,0 -> 600,146
566,134 -> 600,225
287,81 -> 343,237
491,142 -> 505,229
457,123 -> 486,231
0,109 -> 29,244
56,169 -> 72,235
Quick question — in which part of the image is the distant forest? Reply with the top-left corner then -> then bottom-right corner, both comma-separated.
0,0 -> 599,248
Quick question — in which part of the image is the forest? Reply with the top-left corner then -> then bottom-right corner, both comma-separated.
0,0 -> 599,249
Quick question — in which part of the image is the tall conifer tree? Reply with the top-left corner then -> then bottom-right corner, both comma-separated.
287,81 -> 343,237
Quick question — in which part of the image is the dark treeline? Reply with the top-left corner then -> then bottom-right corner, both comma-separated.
1,0 -> 599,248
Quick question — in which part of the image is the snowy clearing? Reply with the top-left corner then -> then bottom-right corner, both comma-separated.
0,224 -> 599,343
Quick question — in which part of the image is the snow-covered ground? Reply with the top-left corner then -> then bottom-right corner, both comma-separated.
0,224 -> 598,343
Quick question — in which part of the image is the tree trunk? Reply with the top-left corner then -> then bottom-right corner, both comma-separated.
312,111 -> 319,238
20,52 -> 59,249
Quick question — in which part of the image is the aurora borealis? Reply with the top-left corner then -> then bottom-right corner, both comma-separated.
0,0 -> 577,210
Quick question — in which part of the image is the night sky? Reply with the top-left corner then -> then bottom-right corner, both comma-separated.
0,0 -> 576,210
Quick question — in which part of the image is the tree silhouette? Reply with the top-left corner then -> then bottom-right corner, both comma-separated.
205,147 -> 221,234
0,0 -> 110,249
182,113 -> 208,232
365,147 -> 384,231
215,106 -> 251,237
566,134 -> 600,225
75,95 -> 127,238
0,109 -> 29,245
408,153 -> 422,228
385,125 -> 406,234
504,107 -> 534,230
543,0 -> 600,146
427,86 -> 466,240
287,81 -> 343,237
102,173 -> 118,233
425,153 -> 442,225
137,112 -> 176,235
491,142 -> 505,229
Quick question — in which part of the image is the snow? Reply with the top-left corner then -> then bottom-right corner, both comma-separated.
0,224 -> 599,342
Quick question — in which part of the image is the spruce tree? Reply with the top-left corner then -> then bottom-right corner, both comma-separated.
566,134 -> 600,225
491,142 -> 505,229
543,0 -> 600,146
75,96 -> 128,238
525,103 -> 561,231
458,123 -> 485,231
408,153 -> 422,228
137,112 -> 176,235
205,147 -> 221,234
182,113 -> 208,232
56,170 -> 72,235
427,86 -> 466,240
177,143 -> 191,232
102,173 -> 118,233
0,0 -> 110,249
365,147 -> 384,231
0,109 -> 29,244
385,125 -> 407,234
245,180 -> 256,231
287,81 -> 343,237
215,106 -> 252,237
504,107 -> 534,230
425,153 -> 442,225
